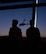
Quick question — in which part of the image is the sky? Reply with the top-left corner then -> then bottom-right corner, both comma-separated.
0,0 -> 46,37
0,8 -> 32,37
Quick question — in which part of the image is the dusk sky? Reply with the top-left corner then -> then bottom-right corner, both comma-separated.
0,0 -> 46,37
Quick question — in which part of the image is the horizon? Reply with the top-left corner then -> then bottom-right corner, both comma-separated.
0,35 -> 46,38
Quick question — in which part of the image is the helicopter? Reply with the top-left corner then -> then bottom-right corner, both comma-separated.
19,19 -> 29,26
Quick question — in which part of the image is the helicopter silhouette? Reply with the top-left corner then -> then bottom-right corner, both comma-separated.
19,19 -> 29,26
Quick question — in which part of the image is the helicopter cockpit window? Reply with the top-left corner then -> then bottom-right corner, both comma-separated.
0,0 -> 33,37
37,7 -> 46,37
0,8 -> 32,37
39,0 -> 46,3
